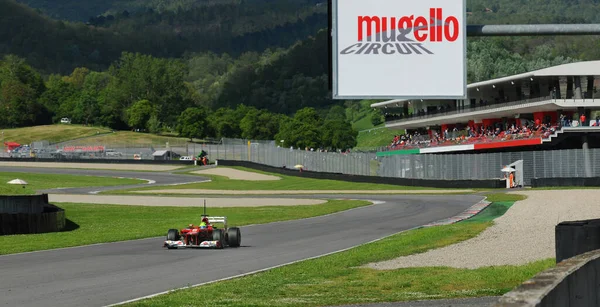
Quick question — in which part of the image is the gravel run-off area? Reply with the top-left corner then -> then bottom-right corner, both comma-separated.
192,167 -> 281,180
364,190 -> 600,270
133,189 -> 475,195
49,194 -> 327,207
0,162 -> 183,171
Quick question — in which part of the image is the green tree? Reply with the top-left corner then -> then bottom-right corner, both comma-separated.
38,74 -> 78,122
73,92 -> 100,125
370,109 -> 384,126
63,67 -> 90,89
147,115 -> 162,134
240,108 -> 285,140
0,55 -> 47,127
176,107 -> 210,141
208,107 -> 241,138
275,107 -> 322,149
0,79 -> 42,127
321,119 -> 357,151
325,105 -> 346,121
127,99 -> 155,130
104,52 -> 189,128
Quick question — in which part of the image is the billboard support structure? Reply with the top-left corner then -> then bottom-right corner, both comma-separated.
467,24 -> 600,36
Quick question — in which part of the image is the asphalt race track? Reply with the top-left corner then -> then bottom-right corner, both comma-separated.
0,166 -> 484,307
0,166 -> 209,194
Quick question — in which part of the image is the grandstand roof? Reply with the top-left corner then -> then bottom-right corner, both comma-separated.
371,60 -> 600,108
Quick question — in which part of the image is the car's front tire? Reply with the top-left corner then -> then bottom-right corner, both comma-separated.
212,229 -> 225,249
227,227 -> 241,247
167,229 -> 180,241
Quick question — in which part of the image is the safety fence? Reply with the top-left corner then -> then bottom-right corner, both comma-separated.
378,149 -> 596,186
4,136 -> 599,185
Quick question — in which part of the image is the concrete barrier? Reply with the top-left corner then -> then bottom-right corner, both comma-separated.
0,194 -> 65,235
531,177 -> 600,188
217,160 -> 506,189
495,249 -> 600,307
496,219 -> 600,306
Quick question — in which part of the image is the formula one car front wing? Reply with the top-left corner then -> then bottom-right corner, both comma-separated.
164,240 -> 222,249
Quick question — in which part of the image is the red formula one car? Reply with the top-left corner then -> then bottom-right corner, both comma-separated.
163,215 -> 241,249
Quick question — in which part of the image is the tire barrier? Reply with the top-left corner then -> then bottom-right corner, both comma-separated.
0,194 -> 66,235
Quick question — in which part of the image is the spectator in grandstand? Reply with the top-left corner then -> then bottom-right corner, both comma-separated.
580,113 -> 587,126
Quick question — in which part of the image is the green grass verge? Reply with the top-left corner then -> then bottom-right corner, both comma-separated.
464,202 -> 515,223
355,127 -> 402,151
484,193 -> 527,203
352,115 -> 383,131
0,172 -> 144,195
67,130 -> 193,146
0,124 -> 207,148
126,220 -> 552,307
0,200 -> 370,255
1,124 -> 112,145
117,166 -> 451,193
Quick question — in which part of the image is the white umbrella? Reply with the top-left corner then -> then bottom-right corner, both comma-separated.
501,167 -> 515,173
294,164 -> 304,169
7,179 -> 28,185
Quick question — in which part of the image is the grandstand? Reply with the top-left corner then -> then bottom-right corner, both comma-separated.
372,61 -> 600,154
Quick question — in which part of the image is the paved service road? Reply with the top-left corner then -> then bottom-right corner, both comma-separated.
0,167 -> 484,307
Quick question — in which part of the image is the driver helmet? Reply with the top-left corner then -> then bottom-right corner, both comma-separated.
200,217 -> 209,229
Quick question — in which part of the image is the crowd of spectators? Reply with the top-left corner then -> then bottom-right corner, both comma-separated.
388,120 -> 560,150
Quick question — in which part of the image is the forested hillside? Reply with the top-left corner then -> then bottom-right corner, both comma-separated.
3,0 -> 600,149
15,0 -> 326,22
467,0 -> 600,24
2,0 -> 326,74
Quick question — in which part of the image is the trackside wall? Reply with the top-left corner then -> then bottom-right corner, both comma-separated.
0,194 -> 66,235
496,249 -> 600,307
217,160 -> 504,189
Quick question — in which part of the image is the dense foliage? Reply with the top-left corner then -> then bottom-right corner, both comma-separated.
3,0 -> 326,74
3,0 -> 600,150
0,53 -> 357,150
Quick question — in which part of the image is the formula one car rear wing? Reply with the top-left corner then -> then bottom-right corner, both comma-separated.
200,200 -> 227,228
206,216 -> 227,228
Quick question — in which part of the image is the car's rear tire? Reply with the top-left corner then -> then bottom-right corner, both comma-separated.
167,229 -> 179,241
227,227 -> 241,247
212,229 -> 225,249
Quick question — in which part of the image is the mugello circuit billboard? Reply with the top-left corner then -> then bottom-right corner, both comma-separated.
331,0 -> 467,99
